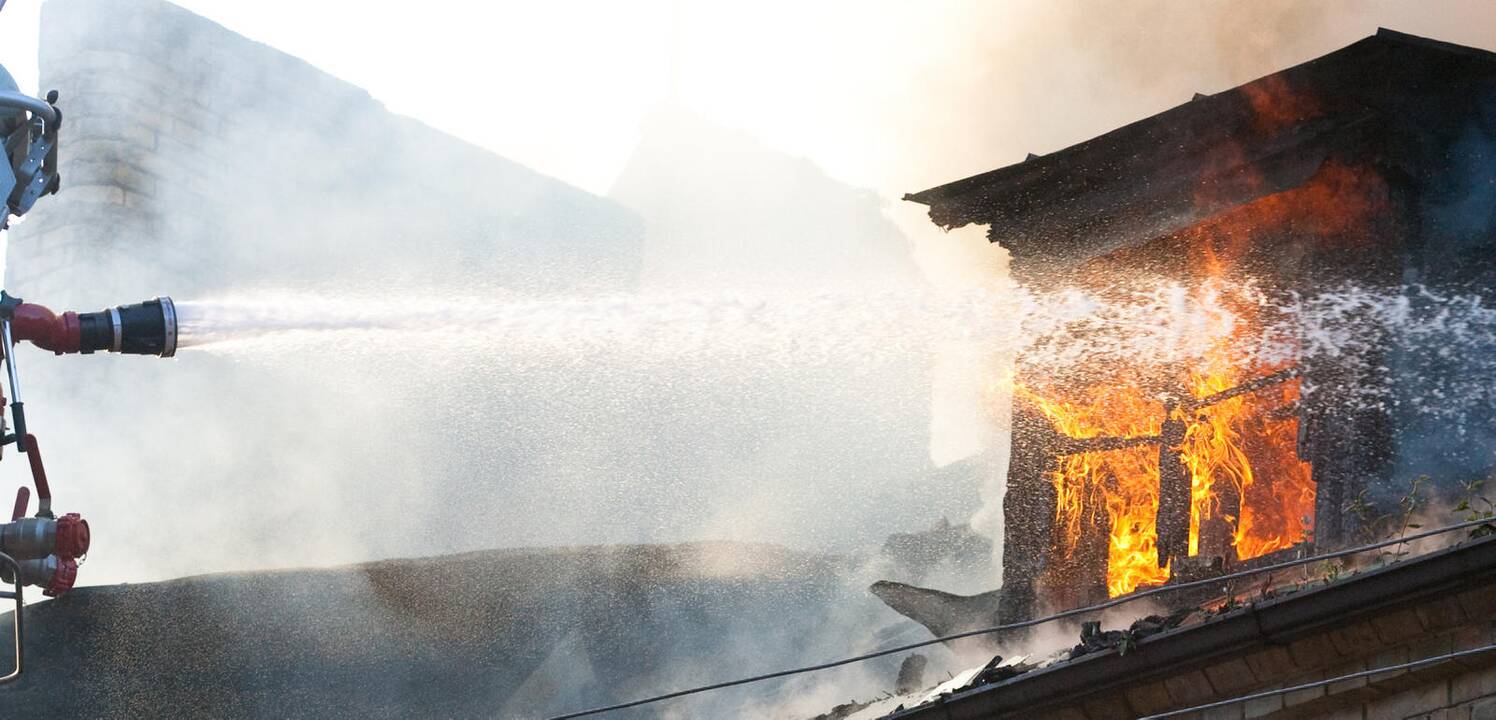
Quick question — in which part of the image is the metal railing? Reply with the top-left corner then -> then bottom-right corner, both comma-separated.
0,551 -> 21,685
0,92 -> 58,125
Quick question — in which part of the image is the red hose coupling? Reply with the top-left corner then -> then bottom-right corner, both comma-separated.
9,303 -> 82,355
44,557 -> 77,597
54,512 -> 89,559
7,555 -> 79,597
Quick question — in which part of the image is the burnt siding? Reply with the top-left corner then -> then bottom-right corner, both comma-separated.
910,30 -> 1496,276
1385,75 -> 1496,496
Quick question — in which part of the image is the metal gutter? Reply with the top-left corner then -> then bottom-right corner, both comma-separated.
890,534 -> 1496,720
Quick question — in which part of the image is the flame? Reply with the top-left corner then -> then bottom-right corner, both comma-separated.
1017,381 -> 1170,597
1016,156 -> 1386,598
1182,348 -> 1314,564
1022,320 -> 1312,597
1240,75 -> 1322,136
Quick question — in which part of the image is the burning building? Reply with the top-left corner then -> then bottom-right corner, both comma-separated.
891,28 -> 1496,627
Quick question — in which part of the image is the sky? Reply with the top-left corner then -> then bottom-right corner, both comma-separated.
3,1 -> 1496,203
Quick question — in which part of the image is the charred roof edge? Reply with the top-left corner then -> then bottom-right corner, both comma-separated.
903,29 -> 1496,214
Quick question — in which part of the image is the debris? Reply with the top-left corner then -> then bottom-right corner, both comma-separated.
808,699 -> 873,720
970,654 -> 1036,686
895,654 -> 928,695
867,580 -> 1002,638
1072,607 -> 1196,659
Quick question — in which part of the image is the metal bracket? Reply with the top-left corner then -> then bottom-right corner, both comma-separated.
0,153 -> 14,214
10,131 -> 54,216
0,293 -> 26,452
0,89 -> 60,219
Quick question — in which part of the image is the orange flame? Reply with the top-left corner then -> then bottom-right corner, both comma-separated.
1022,320 -> 1312,597
1017,381 -> 1171,596
1017,157 -> 1386,598
1241,75 -> 1322,136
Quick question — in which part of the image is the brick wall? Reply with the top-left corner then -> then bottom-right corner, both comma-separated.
6,0 -> 642,306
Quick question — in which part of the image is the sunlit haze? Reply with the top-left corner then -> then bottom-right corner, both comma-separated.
6,1 -> 1496,198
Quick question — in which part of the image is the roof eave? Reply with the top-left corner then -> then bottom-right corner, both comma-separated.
890,533 -> 1496,719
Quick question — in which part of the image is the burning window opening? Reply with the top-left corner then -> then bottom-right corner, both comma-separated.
1004,148 -> 1393,602
1020,364 -> 1312,597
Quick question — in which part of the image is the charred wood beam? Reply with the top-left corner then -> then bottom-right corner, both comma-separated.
1155,404 -> 1190,568
1073,494 -> 1112,606
1042,488 -> 1111,612
1197,474 -> 1242,563
1056,434 -> 1161,454
1000,403 -> 1062,623
1043,368 -> 1300,458
1185,367 -> 1301,410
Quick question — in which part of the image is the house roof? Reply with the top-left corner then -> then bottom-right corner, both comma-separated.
904,29 -> 1496,272
886,532 -> 1496,719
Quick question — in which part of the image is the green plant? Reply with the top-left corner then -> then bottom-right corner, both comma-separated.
1319,560 -> 1343,584
1454,474 -> 1496,538
1343,476 -> 1428,565
1344,488 -> 1392,545
1388,475 -> 1429,561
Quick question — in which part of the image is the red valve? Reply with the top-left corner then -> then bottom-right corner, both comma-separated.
10,486 -> 26,521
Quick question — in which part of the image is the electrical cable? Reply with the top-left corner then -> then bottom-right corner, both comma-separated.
1139,642 -> 1496,719
546,515 -> 1496,720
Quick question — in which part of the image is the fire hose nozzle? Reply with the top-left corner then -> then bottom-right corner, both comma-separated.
77,297 -> 178,357
5,295 -> 178,357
